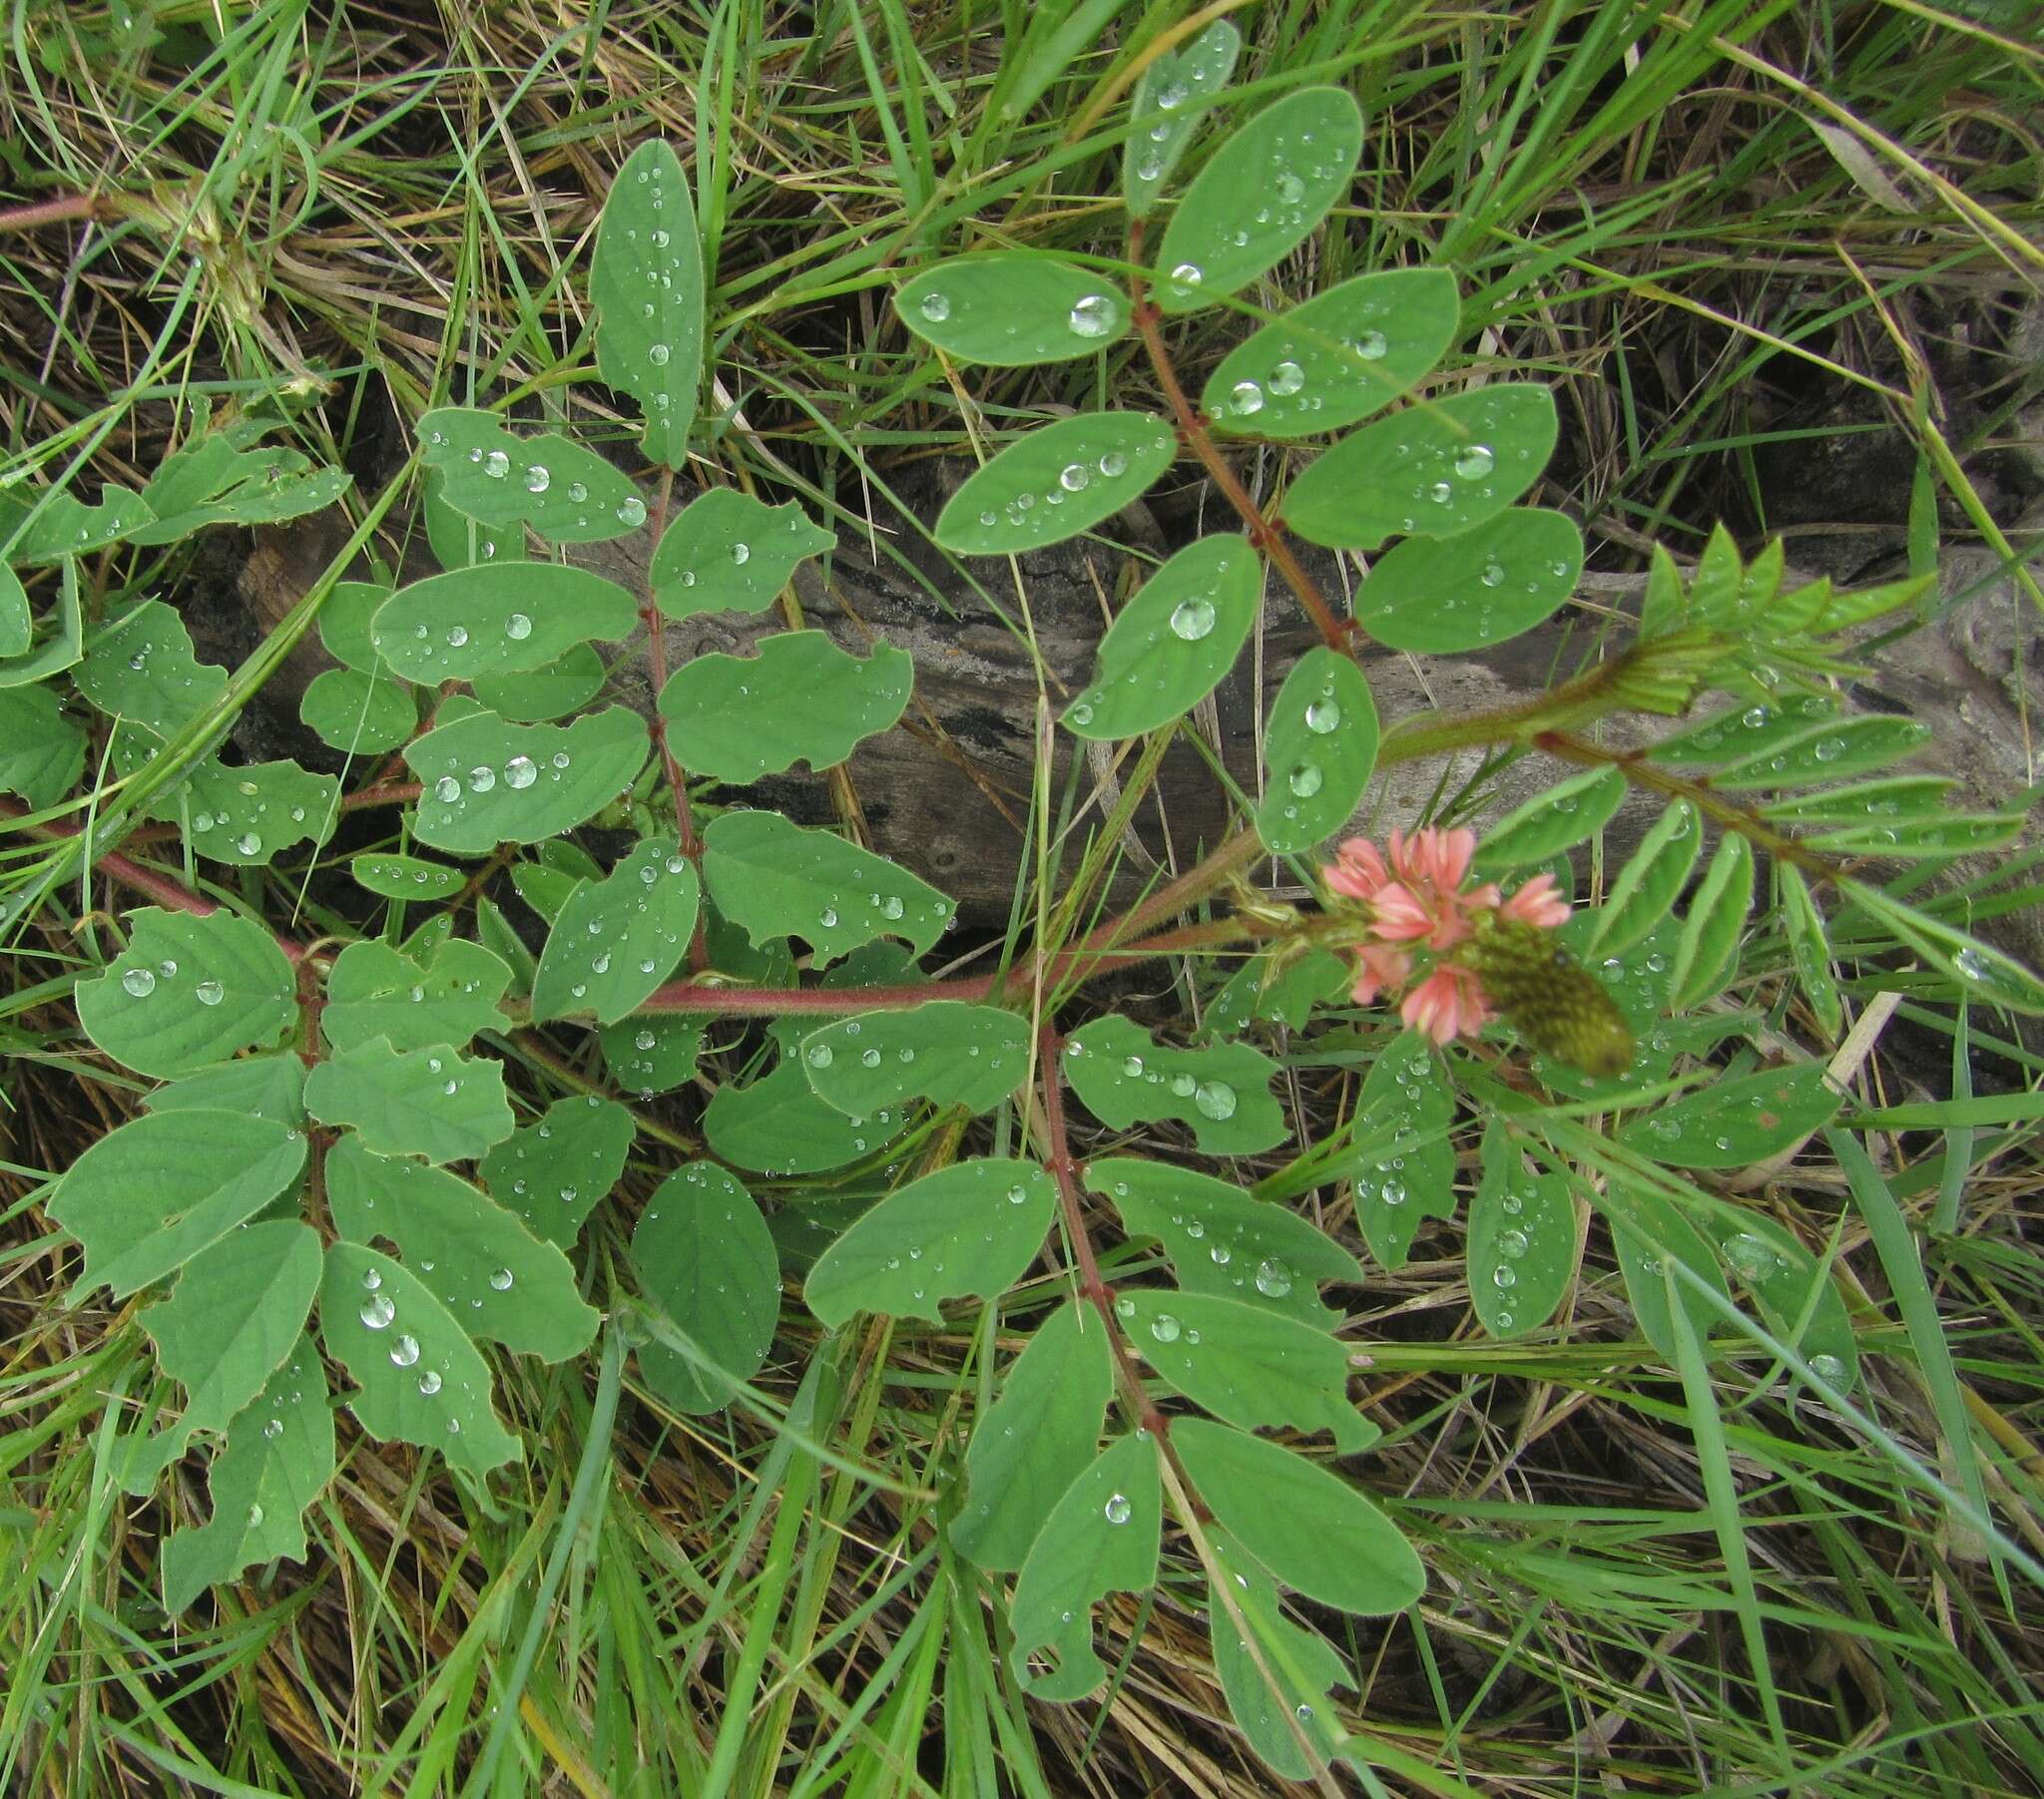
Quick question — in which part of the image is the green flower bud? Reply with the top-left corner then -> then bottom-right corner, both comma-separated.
1462,915 -> 1635,1077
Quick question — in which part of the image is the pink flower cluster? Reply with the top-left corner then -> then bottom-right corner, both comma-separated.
1323,827 -> 1570,1046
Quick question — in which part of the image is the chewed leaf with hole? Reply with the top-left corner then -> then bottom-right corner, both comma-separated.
479,1094 -> 635,1248
650,489 -> 834,619
659,631 -> 913,781
322,938 -> 511,1055
304,1040 -> 512,1165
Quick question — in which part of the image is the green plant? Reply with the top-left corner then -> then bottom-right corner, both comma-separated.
4,23 -> 2041,1787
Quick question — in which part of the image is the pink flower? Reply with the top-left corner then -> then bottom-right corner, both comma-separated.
1500,872 -> 1570,930
1367,826 -> 1501,951
1346,942 -> 1413,1006
1323,836 -> 1391,903
1400,964 -> 1495,1046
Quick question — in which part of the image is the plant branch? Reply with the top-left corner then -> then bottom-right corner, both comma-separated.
640,465 -> 698,856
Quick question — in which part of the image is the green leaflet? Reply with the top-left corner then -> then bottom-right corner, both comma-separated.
1357,507 -> 1583,653
317,581 -> 396,671
1469,1123 -> 1575,1338
1706,1206 -> 1858,1392
592,139 -> 705,468
424,470 -> 526,569
1668,833 -> 1754,1012
951,1299 -> 1114,1571
160,1337 -> 334,1613
1283,386 -> 1555,548
371,564 -> 638,683
1062,1015 -> 1284,1154
531,837 -> 699,1025
796,1002 -> 1029,1117
0,483 -> 153,562
658,631 -> 913,780
1088,1157 -> 1360,1329
403,705 -> 649,854
130,425 -> 351,544
932,412 -> 1178,556
304,1040 -> 512,1165
632,1163 -> 779,1412
1349,1030 -> 1455,1270
1152,87 -> 1362,314
601,1015 -> 704,1098
1208,1526 -> 1353,1781
1710,714 -> 1930,789
318,1243 -> 521,1477
895,255 -> 1129,366
1842,879 -> 2044,1015
322,938 -> 512,1055
1758,771 -> 1952,822
72,598 -> 227,736
300,666 -> 417,754
1587,799 -> 1701,959
1599,1177 -> 1731,1366
704,1046 -> 892,1176
325,1135 -> 599,1361
1648,690 -> 1838,765
118,1221 -> 322,1494
0,563 -> 29,657
350,853 -> 465,903
147,1054 -> 305,1127
1008,1433 -> 1162,1700
0,557 -> 80,687
1173,1417 -> 1421,1615
1619,1062 -> 1841,1169
1473,765 -> 1628,875
418,408 -> 648,542
473,645 -> 608,722
650,489 -> 835,619
1061,534 -> 1261,740
1122,20 -> 1241,218
1204,948 -> 1349,1039
1255,648 -> 1378,854
1205,268 -> 1461,441
49,1109 -> 306,1299
1119,1289 -> 1372,1451
1779,862 -> 1843,1040
479,1095 -> 635,1247
75,906 -> 295,1079
803,1159 -> 1056,1328
702,810 -> 953,966
0,683 -> 85,806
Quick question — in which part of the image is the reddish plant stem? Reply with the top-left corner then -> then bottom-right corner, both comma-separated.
1126,219 -> 1357,658
1037,1022 -> 1173,1439
640,466 -> 698,857
339,780 -> 421,811
0,194 -> 107,234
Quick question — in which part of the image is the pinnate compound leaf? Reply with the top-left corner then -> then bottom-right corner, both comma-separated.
300,666 -> 416,753
480,1095 -> 636,1247
1255,647 -> 1377,854
0,684 -> 85,806
304,1040 -> 511,1165
1208,1527 -> 1353,1782
323,938 -> 511,1055
1061,535 -> 1260,739
75,907 -> 294,1078
703,810 -> 953,966
1122,1289 -> 1371,1451
532,837 -> 699,1024
632,1163 -> 779,1412
73,598 -> 227,735
404,705 -> 649,854
895,256 -> 1128,366
659,631 -> 912,780
1586,798 -> 1701,960
1707,1209 -> 1857,1392
1843,880 -> 2044,1015
1008,1434 -> 1161,1699
319,1244 -> 520,1476
419,408 -> 649,542
651,489 -> 833,619
372,565 -> 638,683
1285,386 -> 1555,548
602,1015 -> 704,1098
1473,764 -> 1627,875
161,1338 -> 334,1613
325,1136 -> 598,1361
50,1110 -> 306,1299
1620,1062 -> 1840,1168
1357,507 -> 1581,652
1153,87 -> 1362,314
1668,833 -> 1754,1012
1063,1015 -> 1283,1153
804,1158 -> 1055,1327
933,413 -> 1177,556
797,1002 -> 1029,1117
593,139 -> 704,468
951,1299 -> 1113,1571
1351,1030 -> 1454,1270
1470,1124 -> 1575,1338
473,645 -> 608,722
1123,20 -> 1241,217
1089,1157 -> 1359,1329
119,1222 -> 322,1493
350,853 -> 464,903
174,758 -> 339,867
1175,1416 -> 1420,1614
1206,269 -> 1459,442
